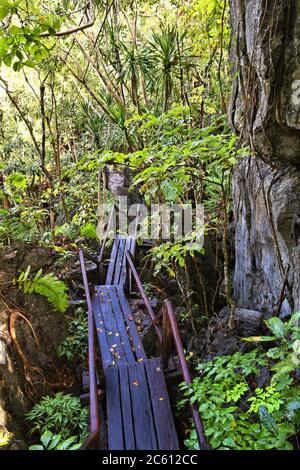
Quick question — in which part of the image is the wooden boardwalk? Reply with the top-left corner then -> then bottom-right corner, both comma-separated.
87,235 -> 179,450
106,358 -> 179,450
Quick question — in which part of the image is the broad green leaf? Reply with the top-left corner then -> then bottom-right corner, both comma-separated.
13,60 -> 23,72
56,436 -> 77,450
6,172 -> 27,189
288,311 -> 300,328
265,317 -> 285,338
29,444 -> 44,450
10,24 -> 21,35
266,347 -> 283,359
40,430 -> 53,448
34,50 -> 43,62
223,437 -> 235,447
259,406 -> 278,436
24,59 -> 35,68
0,7 -> 9,20
3,54 -> 12,67
242,336 -> 276,343
48,434 -> 62,450
69,443 -> 82,450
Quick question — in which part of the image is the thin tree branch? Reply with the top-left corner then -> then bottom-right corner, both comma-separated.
39,0 -> 95,38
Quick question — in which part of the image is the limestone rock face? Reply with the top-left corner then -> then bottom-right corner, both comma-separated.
229,1 -> 300,315
229,0 -> 300,165
233,157 -> 300,315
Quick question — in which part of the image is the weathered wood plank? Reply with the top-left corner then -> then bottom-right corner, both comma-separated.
106,366 -> 124,450
118,365 -> 136,449
119,237 -> 130,286
106,236 -> 120,285
91,293 -> 112,369
128,362 -> 158,450
130,236 -> 136,257
116,287 -> 147,361
106,360 -> 179,450
119,236 -> 136,286
107,286 -> 135,364
145,358 -> 179,450
97,286 -> 126,366
113,237 -> 126,285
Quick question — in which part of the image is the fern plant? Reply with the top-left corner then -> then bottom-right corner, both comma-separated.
15,266 -> 69,313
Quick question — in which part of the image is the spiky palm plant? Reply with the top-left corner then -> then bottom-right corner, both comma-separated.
119,42 -> 155,112
80,102 -> 106,149
147,26 -> 194,112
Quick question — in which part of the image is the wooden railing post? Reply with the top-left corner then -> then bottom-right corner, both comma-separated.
125,251 -> 163,343
124,254 -> 131,296
78,250 -> 100,450
164,299 -> 211,450
161,302 -> 173,370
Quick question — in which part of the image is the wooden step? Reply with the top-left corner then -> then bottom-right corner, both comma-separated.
106,358 -> 179,450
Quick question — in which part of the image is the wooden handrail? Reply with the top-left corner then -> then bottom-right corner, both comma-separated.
78,250 -> 100,450
162,300 -> 210,450
125,250 -> 163,343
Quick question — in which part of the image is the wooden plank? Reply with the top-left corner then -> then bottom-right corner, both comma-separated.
113,237 -> 126,285
116,287 -> 147,361
106,367 -> 124,450
145,358 -> 179,450
106,236 -> 120,285
119,236 -> 136,286
91,293 -> 112,369
118,365 -> 136,449
128,237 -> 136,293
130,236 -> 136,257
97,286 -> 127,366
128,362 -> 158,450
107,286 -> 135,364
119,237 -> 130,286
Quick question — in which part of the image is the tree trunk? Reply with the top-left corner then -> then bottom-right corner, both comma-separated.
229,0 -> 300,316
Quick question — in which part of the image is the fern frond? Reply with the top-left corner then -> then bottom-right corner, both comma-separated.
15,266 -> 69,313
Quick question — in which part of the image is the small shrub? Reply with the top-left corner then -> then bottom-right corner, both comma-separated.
26,392 -> 88,441
180,326 -> 300,451
57,307 -> 88,362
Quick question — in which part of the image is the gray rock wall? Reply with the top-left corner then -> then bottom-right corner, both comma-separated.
229,0 -> 300,315
229,0 -> 300,165
233,156 -> 300,315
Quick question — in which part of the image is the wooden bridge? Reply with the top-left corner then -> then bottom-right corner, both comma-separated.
79,234 -> 208,450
